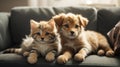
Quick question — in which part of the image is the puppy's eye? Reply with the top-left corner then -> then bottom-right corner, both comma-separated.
36,32 -> 40,35
75,25 -> 79,28
45,32 -> 50,35
64,24 -> 69,28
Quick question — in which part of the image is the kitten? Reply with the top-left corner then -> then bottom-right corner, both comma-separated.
3,19 -> 62,64
53,13 -> 114,64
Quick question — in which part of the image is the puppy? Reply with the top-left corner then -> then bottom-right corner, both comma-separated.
53,13 -> 114,64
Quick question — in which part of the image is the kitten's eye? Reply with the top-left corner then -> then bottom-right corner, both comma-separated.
45,32 -> 50,35
75,25 -> 79,28
64,24 -> 69,28
36,32 -> 40,35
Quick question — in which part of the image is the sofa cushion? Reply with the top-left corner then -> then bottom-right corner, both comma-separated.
53,6 -> 97,30
107,21 -> 120,55
97,7 -> 120,36
0,54 -> 119,67
0,13 -> 12,51
10,7 -> 56,45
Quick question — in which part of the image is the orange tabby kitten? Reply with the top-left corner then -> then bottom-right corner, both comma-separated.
4,19 -> 62,64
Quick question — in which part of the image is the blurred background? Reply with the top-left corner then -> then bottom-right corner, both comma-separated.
0,0 -> 119,12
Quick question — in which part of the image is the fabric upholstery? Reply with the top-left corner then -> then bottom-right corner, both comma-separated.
0,54 -> 119,67
97,7 -> 120,36
0,13 -> 12,51
107,21 -> 120,55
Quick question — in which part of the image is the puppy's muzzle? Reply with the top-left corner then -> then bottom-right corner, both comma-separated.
70,31 -> 75,36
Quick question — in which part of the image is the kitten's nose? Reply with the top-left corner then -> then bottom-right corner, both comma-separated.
41,38 -> 44,40
70,31 -> 74,35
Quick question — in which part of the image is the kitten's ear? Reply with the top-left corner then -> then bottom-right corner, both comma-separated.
48,19 -> 55,27
30,19 -> 38,31
77,15 -> 88,27
48,19 -> 57,32
52,13 -> 65,27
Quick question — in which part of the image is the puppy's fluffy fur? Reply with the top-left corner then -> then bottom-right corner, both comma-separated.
53,13 -> 114,64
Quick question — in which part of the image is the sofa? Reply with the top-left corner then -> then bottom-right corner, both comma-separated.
0,6 -> 120,67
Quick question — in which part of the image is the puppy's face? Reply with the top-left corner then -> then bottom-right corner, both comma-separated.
61,15 -> 81,39
53,13 -> 88,39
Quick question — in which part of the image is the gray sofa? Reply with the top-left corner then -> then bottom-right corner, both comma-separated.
0,6 -> 120,67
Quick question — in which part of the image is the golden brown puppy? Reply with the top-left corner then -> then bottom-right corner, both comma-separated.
53,13 -> 114,64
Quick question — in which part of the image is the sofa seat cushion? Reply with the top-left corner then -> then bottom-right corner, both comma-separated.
0,53 -> 119,67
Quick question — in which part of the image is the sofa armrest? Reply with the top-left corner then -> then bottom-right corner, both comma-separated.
0,12 -> 12,51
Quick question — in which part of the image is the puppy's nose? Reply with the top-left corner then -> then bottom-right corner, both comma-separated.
70,31 -> 74,35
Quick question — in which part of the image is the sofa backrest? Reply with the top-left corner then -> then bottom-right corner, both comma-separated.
97,7 -> 120,36
9,6 -> 97,45
0,13 -> 12,51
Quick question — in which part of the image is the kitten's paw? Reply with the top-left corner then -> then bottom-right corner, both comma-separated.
23,51 -> 30,57
97,49 -> 105,56
106,50 -> 114,57
27,53 -> 38,64
57,55 -> 69,64
27,56 -> 37,64
74,53 -> 85,62
45,52 -> 55,62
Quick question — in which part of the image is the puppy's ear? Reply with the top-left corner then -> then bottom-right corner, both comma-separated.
52,13 -> 65,27
77,15 -> 88,27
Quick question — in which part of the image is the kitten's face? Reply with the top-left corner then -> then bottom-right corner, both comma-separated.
30,19 -> 57,44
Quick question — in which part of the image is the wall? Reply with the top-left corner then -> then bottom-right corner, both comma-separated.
0,0 -> 119,12
0,0 -> 29,12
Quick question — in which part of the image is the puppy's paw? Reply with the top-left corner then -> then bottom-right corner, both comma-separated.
106,50 -> 114,57
97,49 -> 105,56
45,52 -> 55,62
74,53 -> 85,62
27,53 -> 38,64
57,55 -> 69,64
